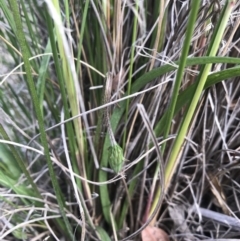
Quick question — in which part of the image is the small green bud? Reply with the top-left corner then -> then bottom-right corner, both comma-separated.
108,144 -> 124,173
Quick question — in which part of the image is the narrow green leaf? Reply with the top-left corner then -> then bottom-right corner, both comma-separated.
8,1 -> 75,239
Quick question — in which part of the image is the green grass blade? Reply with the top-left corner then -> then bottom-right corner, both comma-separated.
164,0 -> 236,193
162,0 -> 201,151
154,65 -> 240,135
36,41 -> 51,115
8,1 -> 75,239
0,124 -> 41,199
76,0 -> 90,76
123,1 -> 139,150
131,56 -> 240,93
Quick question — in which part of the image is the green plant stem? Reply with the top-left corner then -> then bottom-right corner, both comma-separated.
9,1 -> 75,240
150,0 -> 236,217
165,0 -> 235,194
76,0 -> 90,76
122,0 -> 139,150
162,0 -> 201,152
149,0 -> 201,220
104,73 -> 124,173
0,125 -> 41,199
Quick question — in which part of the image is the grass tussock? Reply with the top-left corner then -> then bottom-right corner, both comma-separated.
0,0 -> 240,240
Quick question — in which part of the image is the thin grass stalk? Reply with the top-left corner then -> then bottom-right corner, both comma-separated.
150,0 -> 236,217
44,6 -> 94,237
0,124 -> 41,199
76,0 -> 90,76
165,0 -> 235,192
47,0 -> 94,210
8,0 -> 75,240
97,0 -> 114,225
36,42 -> 51,115
20,0 -> 39,56
149,0 -> 202,219
149,0 -> 165,70
122,0 -> 139,150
